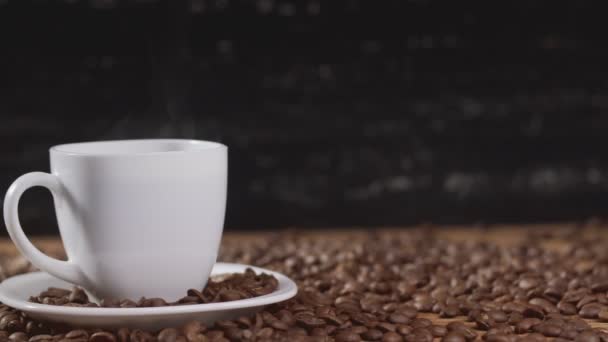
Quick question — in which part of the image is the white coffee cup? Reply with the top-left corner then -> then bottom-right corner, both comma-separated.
3,139 -> 227,301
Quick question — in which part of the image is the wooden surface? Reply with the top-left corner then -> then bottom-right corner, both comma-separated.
3,224 -> 608,332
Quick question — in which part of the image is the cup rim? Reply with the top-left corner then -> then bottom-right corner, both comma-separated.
50,139 -> 227,157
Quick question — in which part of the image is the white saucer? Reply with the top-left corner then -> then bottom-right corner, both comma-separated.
0,263 -> 297,330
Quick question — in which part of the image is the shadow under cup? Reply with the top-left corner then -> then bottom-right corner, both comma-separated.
5,139 -> 228,301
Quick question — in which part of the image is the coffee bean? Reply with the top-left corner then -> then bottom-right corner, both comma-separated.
362,329 -> 383,341
382,331 -> 402,342
116,328 -> 129,342
66,288 -> 87,304
528,297 -> 558,314
128,330 -> 153,342
376,323 -> 396,333
255,327 -> 273,339
439,304 -> 460,318
9,332 -> 28,342
558,301 -> 578,315
335,330 -> 362,342
410,318 -> 431,329
205,330 -> 223,339
507,312 -> 523,324
40,288 -> 71,298
294,313 -> 325,328
502,302 -> 526,314
522,304 -> 544,319
533,323 -> 561,337
523,333 -> 547,341
157,329 -> 178,342
515,318 -> 541,334
388,313 -> 409,324
577,294 -> 598,309
577,330 -> 601,342
430,325 -> 447,337
181,321 -> 204,342
396,324 -> 414,336
484,333 -> 515,342
519,278 -> 539,290
65,330 -> 88,340
28,335 -> 53,342
441,332 -> 466,342
591,280 -> 608,293
223,327 -> 242,340
579,303 -> 605,318
445,322 -> 466,331
89,332 -> 116,342
488,310 -> 508,323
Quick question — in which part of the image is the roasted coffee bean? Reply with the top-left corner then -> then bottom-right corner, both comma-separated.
507,312 -> 523,324
376,322 -> 396,333
441,332 -> 466,342
577,330 -> 601,342
67,288 -> 87,304
529,297 -> 558,314
362,329 -> 383,341
533,323 -> 561,337
116,328 -> 129,342
382,331 -> 403,342
40,288 -> 70,298
395,325 -> 411,335
445,322 -> 466,331
484,333 -> 515,342
515,318 -> 541,334
388,313 -> 409,324
487,310 -> 507,323
410,318 -> 431,329
65,330 -> 88,340
431,325 -> 447,337
28,335 -> 53,342
579,303 -> 605,318
522,304 -> 544,319
157,329 -> 178,342
89,332 -> 116,342
335,330 -> 362,342
9,332 -> 28,342
523,333 -> 546,341
558,301 -> 578,315
439,304 -> 460,318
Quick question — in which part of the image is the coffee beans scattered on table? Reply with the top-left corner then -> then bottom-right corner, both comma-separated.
28,269 -> 278,307
4,227 -> 608,341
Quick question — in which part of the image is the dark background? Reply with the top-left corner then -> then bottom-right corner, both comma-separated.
1,0 -> 608,233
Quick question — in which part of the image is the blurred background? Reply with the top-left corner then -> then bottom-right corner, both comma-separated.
1,0 -> 607,233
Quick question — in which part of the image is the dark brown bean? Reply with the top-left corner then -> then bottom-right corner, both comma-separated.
577,330 -> 601,342
388,313 -> 409,324
579,303 -> 605,318
558,301 -> 578,315
89,332 -> 117,342
362,329 -> 383,341
431,325 -> 447,337
335,330 -> 362,342
382,332 -> 403,342
515,318 -> 541,334
441,332 -> 466,342
157,329 -> 178,342
9,332 -> 28,342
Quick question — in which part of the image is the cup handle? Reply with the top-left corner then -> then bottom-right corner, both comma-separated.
3,172 -> 85,285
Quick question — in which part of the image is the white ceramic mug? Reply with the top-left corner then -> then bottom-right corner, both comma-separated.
3,139 -> 227,301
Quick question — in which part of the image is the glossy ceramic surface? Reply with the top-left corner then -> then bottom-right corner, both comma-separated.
3,140 -> 228,301
0,263 -> 297,330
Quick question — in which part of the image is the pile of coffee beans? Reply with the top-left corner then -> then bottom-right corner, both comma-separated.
29,269 -> 278,307
4,226 -> 608,341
